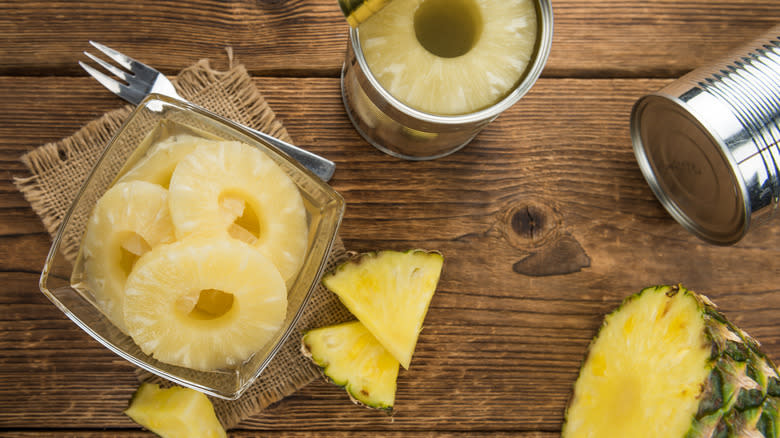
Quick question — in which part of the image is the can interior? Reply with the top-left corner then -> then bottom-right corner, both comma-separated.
631,95 -> 749,245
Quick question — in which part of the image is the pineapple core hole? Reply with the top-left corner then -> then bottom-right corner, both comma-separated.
178,289 -> 235,321
414,0 -> 483,58
119,232 -> 151,277
220,193 -> 261,244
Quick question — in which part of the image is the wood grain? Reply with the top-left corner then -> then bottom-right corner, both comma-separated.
2,432 -> 558,437
2,0 -> 780,435
0,1 -> 777,77
1,76 -> 779,434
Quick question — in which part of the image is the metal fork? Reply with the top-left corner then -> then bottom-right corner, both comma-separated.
79,41 -> 335,182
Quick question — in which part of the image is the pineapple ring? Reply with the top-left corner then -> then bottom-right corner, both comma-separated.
358,0 -> 538,115
81,181 -> 175,333
117,134 -> 206,188
168,141 -> 309,283
124,238 -> 288,372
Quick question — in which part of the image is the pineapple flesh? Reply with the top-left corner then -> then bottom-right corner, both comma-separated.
81,181 -> 175,333
322,249 -> 444,369
168,141 -> 309,284
563,285 -> 780,438
303,320 -> 400,410
124,383 -> 226,438
358,0 -> 538,115
117,134 -> 204,188
123,238 -> 287,371
339,0 -> 393,27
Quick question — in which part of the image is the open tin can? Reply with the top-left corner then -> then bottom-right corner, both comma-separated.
631,25 -> 780,245
340,0 -> 553,160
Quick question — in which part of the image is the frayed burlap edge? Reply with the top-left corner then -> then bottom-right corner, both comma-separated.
14,55 -> 350,429
14,107 -> 133,237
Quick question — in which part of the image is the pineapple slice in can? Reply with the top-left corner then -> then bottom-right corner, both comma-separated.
563,285 -> 780,438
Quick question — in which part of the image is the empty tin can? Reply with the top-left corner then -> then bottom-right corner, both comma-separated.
340,0 -> 553,160
631,25 -> 780,245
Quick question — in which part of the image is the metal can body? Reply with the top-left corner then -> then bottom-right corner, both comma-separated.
340,0 -> 553,161
631,25 -> 780,245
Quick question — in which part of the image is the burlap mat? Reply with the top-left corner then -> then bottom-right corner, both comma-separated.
14,57 -> 352,429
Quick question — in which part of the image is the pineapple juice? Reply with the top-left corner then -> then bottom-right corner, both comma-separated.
340,0 -> 552,159
412,0 -> 483,59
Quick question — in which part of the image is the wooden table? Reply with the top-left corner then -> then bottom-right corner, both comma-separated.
2,1 -> 779,436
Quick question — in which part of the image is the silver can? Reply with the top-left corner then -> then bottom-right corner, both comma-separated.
340,0 -> 553,160
631,25 -> 780,245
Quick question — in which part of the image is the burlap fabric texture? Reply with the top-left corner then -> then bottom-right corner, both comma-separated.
14,58 -> 352,429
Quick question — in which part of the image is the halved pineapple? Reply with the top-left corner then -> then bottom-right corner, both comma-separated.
322,249 -> 444,369
81,181 -> 175,333
563,285 -> 780,438
168,141 -> 308,284
123,238 -> 287,371
117,134 -> 205,188
358,0 -> 538,115
124,383 -> 226,438
302,320 -> 399,410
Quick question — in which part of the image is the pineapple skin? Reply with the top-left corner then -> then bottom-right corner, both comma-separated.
302,320 -> 399,411
562,285 -> 780,438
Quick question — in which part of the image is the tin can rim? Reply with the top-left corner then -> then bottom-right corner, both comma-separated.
348,0 -> 554,126
630,93 -> 752,245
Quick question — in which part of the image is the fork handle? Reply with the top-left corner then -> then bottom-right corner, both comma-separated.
244,125 -> 336,182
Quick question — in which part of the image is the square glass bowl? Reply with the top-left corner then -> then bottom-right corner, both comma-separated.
39,94 -> 344,399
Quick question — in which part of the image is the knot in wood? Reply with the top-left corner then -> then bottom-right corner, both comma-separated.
493,200 -> 559,251
511,205 -> 547,240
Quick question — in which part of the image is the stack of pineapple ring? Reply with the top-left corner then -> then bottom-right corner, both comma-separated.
79,134 -> 309,372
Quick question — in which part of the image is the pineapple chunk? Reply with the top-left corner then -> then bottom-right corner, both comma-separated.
358,0 -> 537,115
322,249 -> 444,369
80,181 -> 175,333
338,0 -> 393,27
303,321 -> 399,410
168,141 -> 308,284
124,383 -> 225,438
563,285 -> 780,438
124,238 -> 287,371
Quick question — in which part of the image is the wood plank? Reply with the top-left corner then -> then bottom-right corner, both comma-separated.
2,432 -> 557,437
1,76 -> 779,431
0,1 -> 777,77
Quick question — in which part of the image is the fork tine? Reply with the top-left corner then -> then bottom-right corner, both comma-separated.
79,61 -> 147,105
88,41 -> 156,75
83,51 -> 133,83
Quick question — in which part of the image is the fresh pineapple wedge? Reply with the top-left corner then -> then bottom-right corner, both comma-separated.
117,134 -> 204,188
168,141 -> 308,284
303,320 -> 400,410
322,249 -> 444,369
563,285 -> 780,438
124,238 -> 287,371
80,181 -> 175,333
124,383 -> 226,438
338,0 -> 393,27
358,0 -> 537,115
